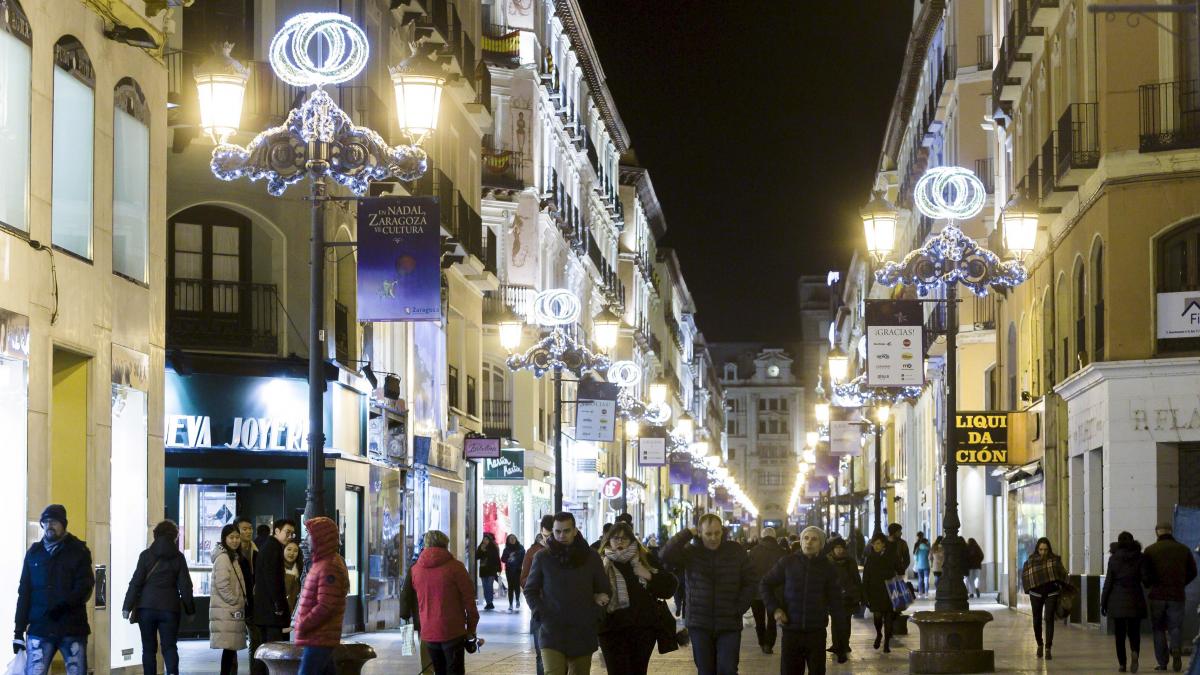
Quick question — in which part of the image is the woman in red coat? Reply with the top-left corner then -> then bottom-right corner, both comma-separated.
411,530 -> 481,675
293,517 -> 348,675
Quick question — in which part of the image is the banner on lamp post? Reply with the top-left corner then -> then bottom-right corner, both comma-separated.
865,300 -> 924,387
575,380 -> 619,442
830,407 -> 863,455
356,197 -> 442,321
669,454 -> 692,485
637,437 -> 667,466
690,467 -> 709,494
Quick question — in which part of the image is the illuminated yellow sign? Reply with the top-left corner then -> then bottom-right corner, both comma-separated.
954,413 -> 1009,465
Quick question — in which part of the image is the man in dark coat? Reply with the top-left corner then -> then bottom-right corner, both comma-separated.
886,523 -> 911,576
826,537 -> 862,663
14,504 -> 95,674
662,513 -> 757,675
1142,521 -> 1198,672
761,526 -> 844,674
747,527 -> 788,654
251,518 -> 296,675
520,514 -> 555,675
524,512 -> 611,674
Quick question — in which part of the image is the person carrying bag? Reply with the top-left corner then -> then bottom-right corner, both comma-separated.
122,520 -> 195,675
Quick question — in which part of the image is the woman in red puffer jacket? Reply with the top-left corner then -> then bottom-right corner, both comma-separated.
411,530 -> 480,675
293,517 -> 348,675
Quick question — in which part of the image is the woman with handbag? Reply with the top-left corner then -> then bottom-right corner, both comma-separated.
862,534 -> 898,653
210,523 -> 248,674
597,522 -> 678,674
121,520 -> 195,675
1021,537 -> 1068,660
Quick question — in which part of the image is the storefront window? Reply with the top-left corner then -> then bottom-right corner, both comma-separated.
343,488 -> 361,596
1015,478 -> 1046,578
367,465 -> 402,627
110,379 -> 147,669
0,309 -> 29,647
180,484 -> 237,597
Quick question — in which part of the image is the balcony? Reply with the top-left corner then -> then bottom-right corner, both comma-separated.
1028,0 -> 1062,29
482,24 -> 521,67
482,145 -> 525,192
483,284 -> 535,323
1139,80 -> 1200,153
1014,0 -> 1045,55
1040,132 -> 1076,209
1056,103 -> 1100,186
970,295 -> 996,331
167,279 -> 278,354
974,157 -> 994,194
482,399 -> 513,438
976,33 -> 993,71
635,320 -> 663,359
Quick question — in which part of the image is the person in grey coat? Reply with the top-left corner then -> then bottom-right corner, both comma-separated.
1102,531 -> 1147,673
523,512 -> 611,675
209,524 -> 247,675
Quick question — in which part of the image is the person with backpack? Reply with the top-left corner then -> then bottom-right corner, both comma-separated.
122,520 -> 196,675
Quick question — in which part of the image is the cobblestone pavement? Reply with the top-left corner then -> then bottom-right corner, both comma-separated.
177,594 -> 1192,673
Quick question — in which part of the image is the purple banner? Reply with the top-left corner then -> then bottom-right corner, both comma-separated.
815,451 -> 840,477
690,467 -> 709,493
669,456 -> 692,485
806,476 -> 830,496
357,197 -> 441,321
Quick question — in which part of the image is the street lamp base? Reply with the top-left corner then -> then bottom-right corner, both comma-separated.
908,610 -> 994,674
255,641 -> 377,674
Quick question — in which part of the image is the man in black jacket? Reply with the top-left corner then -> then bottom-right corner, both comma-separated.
662,514 -> 756,675
761,526 -> 844,675
747,527 -> 788,654
1142,521 -> 1198,672
14,504 -> 95,675
251,518 -> 296,675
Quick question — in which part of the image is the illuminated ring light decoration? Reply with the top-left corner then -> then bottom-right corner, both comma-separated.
644,402 -> 672,426
913,166 -> 986,221
269,13 -> 369,88
607,360 -> 641,388
531,289 -> 581,326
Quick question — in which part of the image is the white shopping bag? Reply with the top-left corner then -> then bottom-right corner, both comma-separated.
5,649 -> 26,675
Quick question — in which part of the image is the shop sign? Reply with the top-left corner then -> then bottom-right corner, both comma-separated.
356,196 -> 442,322
601,476 -> 623,500
165,414 -> 308,450
483,449 -> 525,480
112,344 -> 150,392
865,300 -> 924,387
637,437 -> 667,466
829,407 -> 862,455
0,308 -> 30,361
1157,291 -> 1200,339
954,412 -> 1010,464
464,436 -> 501,460
689,467 -> 708,493
668,455 -> 692,485
575,380 -> 619,442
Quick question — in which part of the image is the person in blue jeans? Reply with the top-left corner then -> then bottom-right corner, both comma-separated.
122,519 -> 196,675
1142,521 -> 1197,672
13,505 -> 96,675
912,532 -> 931,597
476,533 -> 501,611
661,514 -> 756,675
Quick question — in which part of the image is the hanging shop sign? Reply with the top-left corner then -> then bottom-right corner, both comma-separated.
637,437 -> 667,466
483,449 -> 525,480
1157,291 -> 1200,339
601,476 -> 623,500
865,300 -> 924,387
690,467 -> 709,494
954,412 -> 1011,464
464,436 -> 502,460
575,380 -> 619,442
829,407 -> 863,455
668,454 -> 692,485
356,196 -> 442,322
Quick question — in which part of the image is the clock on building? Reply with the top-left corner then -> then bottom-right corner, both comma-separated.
767,365 -> 780,377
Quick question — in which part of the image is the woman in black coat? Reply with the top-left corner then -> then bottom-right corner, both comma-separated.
122,520 -> 195,675
597,523 -> 678,675
1102,531 -> 1147,672
501,534 -> 526,612
827,537 -> 863,663
862,534 -> 898,653
476,532 -> 501,610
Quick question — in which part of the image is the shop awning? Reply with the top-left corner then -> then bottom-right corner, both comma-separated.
1003,460 -> 1043,483
426,466 -> 464,492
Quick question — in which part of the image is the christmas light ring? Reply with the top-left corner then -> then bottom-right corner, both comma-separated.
270,13 -> 369,88
531,289 -> 580,326
645,401 -> 672,425
914,166 -> 986,221
607,360 -> 641,388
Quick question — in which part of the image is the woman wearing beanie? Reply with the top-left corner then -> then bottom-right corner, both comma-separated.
597,523 -> 677,674
862,534 -> 898,653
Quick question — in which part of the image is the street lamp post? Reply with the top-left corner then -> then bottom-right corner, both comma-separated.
193,15 -> 445,521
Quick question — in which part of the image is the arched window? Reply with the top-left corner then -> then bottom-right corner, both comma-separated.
113,78 -> 149,283
0,0 -> 31,233
1042,288 -> 1055,390
1092,241 -> 1105,361
51,36 -> 95,259
1074,262 -> 1086,371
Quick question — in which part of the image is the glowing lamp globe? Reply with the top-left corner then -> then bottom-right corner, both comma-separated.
391,53 -> 446,144
805,431 -> 819,449
649,379 -> 668,405
498,312 -> 524,352
802,448 -> 816,464
815,402 -> 830,426
194,43 -> 250,144
593,307 -> 621,352
860,191 -> 898,261
874,404 -> 891,425
624,419 -> 640,438
1002,194 -> 1039,260
827,347 -> 849,384
676,413 -> 695,443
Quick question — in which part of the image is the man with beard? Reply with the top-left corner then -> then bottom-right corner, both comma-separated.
14,505 -> 96,675
523,512 -> 611,675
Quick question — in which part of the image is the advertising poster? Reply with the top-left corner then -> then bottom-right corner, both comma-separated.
411,321 -> 446,436
357,197 -> 441,322
865,300 -> 924,387
814,450 -> 840,477
637,437 -> 667,466
669,455 -> 692,485
805,476 -> 830,498
465,437 -> 502,460
1157,291 -> 1200,339
830,407 -> 863,456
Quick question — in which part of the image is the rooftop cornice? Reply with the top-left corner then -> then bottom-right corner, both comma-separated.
556,0 -> 631,153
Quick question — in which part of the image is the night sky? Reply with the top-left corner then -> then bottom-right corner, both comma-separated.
577,2 -> 913,342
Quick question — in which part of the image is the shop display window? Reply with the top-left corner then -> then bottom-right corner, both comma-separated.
1015,479 -> 1046,579
110,383 -> 147,668
0,351 -> 28,646
367,465 -> 403,627
180,484 -> 237,597
343,487 -> 361,596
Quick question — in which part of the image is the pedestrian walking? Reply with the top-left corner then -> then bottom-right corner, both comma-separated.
826,537 -> 862,663
408,530 -> 481,675
862,534 -> 898,654
293,517 -> 349,675
521,514 -> 556,675
850,528 -> 867,566
234,517 -> 260,667
597,522 -> 678,675
1102,531 -> 1147,673
591,523 -> 613,551
208,523 -> 247,675
1021,537 -> 1068,660
13,505 -> 95,675
966,538 -> 985,598
661,513 -> 757,675
122,519 -> 195,675
1142,521 -> 1198,672
252,518 -> 297,675
502,534 -> 526,612
747,527 -> 788,654
477,533 -> 501,611
761,526 -> 845,674
931,536 -> 944,582
523,512 -> 612,675
282,541 -> 302,615
886,523 -> 910,577
912,533 -> 931,597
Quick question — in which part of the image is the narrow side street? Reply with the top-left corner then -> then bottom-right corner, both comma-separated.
177,596 -> 1143,674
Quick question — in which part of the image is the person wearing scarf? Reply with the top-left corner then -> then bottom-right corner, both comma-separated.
1021,537 -> 1068,660
597,523 -> 677,675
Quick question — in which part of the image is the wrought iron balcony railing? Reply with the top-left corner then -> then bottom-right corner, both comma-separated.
1056,102 -> 1100,178
1139,80 -> 1200,153
482,398 -> 512,438
168,279 -> 279,354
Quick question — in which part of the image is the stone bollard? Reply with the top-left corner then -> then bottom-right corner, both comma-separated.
908,610 -> 994,674
255,641 -> 377,675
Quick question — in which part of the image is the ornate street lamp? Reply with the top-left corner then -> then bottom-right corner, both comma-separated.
648,378 -> 668,405
193,12 -> 444,521
827,346 -> 849,384
1002,193 -> 1040,261
675,412 -> 695,443
861,190 -> 899,263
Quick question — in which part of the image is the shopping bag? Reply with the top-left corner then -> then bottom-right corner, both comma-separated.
5,649 -> 26,675
886,575 -> 911,611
